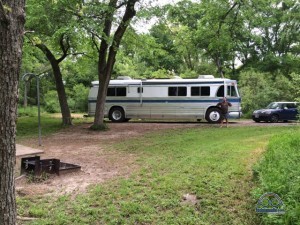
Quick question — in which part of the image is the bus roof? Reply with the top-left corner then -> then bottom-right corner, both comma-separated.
91,77 -> 236,86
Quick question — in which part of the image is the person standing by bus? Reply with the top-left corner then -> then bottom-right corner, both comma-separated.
217,97 -> 232,127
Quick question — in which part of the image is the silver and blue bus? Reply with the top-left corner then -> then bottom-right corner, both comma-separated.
88,75 -> 242,123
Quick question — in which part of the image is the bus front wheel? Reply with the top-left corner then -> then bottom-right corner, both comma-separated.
109,107 -> 125,122
205,108 -> 222,123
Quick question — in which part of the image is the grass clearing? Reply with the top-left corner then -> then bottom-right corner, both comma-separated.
17,125 -> 298,224
16,114 -> 93,140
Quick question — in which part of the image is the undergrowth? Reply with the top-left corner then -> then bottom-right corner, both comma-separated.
253,129 -> 300,224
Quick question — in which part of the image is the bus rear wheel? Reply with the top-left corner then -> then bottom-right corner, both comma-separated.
205,108 -> 222,123
109,107 -> 125,122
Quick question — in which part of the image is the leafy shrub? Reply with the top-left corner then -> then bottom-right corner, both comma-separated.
44,90 -> 61,113
291,73 -> 300,121
253,131 -> 300,224
71,84 -> 89,112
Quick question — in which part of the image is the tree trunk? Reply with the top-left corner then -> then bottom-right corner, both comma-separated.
0,1 -> 25,224
215,55 -> 224,78
36,44 -> 72,126
91,0 -> 117,129
92,0 -> 138,129
51,61 -> 72,126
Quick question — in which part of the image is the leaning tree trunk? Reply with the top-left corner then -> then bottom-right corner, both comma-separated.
92,0 -> 138,129
36,44 -> 72,126
51,62 -> 72,125
0,0 -> 26,224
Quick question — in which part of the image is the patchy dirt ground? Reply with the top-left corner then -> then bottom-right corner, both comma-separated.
16,120 -> 298,197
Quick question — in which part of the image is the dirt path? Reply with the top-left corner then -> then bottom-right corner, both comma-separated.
16,120 -> 297,197
16,122 -> 199,197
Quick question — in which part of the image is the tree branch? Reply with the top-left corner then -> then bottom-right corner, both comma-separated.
98,0 -> 118,79
217,1 -> 239,36
57,34 -> 70,63
106,0 -> 138,75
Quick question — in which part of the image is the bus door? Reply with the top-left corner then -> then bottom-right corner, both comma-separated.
225,81 -> 241,114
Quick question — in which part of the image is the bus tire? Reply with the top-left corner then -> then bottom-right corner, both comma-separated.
205,108 -> 222,123
109,107 -> 125,122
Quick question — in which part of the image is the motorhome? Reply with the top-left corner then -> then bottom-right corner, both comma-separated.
88,75 -> 242,123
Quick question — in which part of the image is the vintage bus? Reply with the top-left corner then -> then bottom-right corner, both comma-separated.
88,75 -> 242,123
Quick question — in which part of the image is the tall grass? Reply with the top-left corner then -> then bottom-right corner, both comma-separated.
253,130 -> 300,224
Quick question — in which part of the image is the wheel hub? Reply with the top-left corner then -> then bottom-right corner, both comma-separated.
209,111 -> 221,122
112,110 -> 122,120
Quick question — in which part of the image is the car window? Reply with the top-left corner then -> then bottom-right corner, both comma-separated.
286,103 -> 296,109
281,104 -> 287,109
267,102 -> 280,109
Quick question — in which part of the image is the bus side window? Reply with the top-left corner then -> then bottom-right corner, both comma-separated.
168,87 -> 187,96
178,87 -> 187,96
168,87 -> 177,96
107,87 -> 126,96
216,85 -> 224,97
191,86 -> 210,96
116,87 -> 126,96
201,87 -> 210,96
107,87 -> 115,96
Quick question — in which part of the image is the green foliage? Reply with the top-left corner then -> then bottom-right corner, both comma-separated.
239,70 -> 297,117
43,85 -> 88,113
71,84 -> 89,112
151,68 -> 171,78
291,73 -> 300,120
20,0 -> 300,120
291,73 -> 300,102
253,130 -> 300,224
63,51 -> 98,87
179,69 -> 198,78
44,90 -> 61,113
18,106 -> 40,117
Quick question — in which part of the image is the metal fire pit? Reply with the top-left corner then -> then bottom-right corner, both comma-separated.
21,156 -> 81,176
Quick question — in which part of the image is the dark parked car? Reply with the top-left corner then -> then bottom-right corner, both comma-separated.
252,102 -> 299,123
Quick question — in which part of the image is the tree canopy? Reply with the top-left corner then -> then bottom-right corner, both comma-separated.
21,0 -> 300,117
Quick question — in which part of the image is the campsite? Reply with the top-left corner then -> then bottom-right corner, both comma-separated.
15,116 -> 300,224
1,0 -> 299,224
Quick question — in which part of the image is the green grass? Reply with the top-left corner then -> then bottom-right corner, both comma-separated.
17,125 -> 299,225
253,130 -> 300,225
16,116 -> 63,139
16,114 -> 93,140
